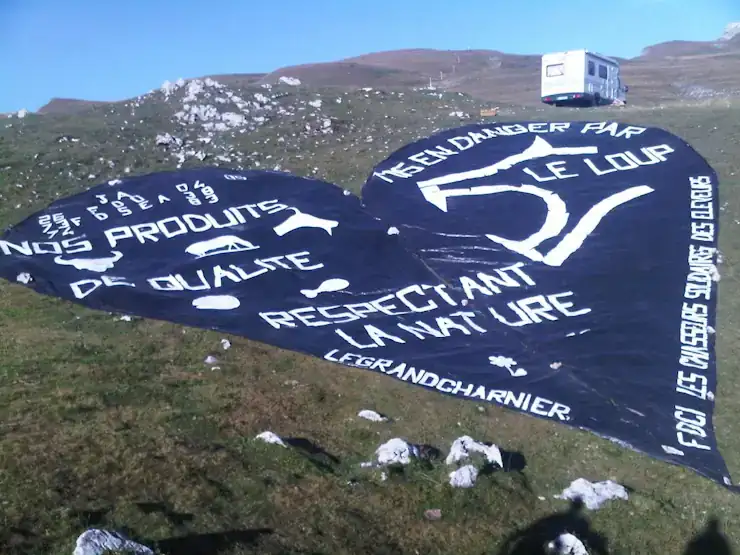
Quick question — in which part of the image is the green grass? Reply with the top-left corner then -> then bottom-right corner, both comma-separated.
1,89 -> 740,554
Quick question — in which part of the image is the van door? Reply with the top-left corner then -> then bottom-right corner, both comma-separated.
586,58 -> 596,97
606,64 -> 618,101
596,62 -> 610,103
616,75 -> 627,102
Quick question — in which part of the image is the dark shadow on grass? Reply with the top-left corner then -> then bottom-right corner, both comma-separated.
199,473 -> 235,500
495,498 -> 609,555
0,526 -> 39,552
499,449 -> 527,472
418,443 -> 443,461
69,507 -> 111,527
283,437 -> 340,473
405,444 -> 443,471
135,502 -> 195,528
683,517 -> 732,555
479,449 -> 527,477
479,449 -> 533,498
153,528 -> 273,555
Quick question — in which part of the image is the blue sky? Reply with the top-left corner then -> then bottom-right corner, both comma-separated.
1,0 -> 737,113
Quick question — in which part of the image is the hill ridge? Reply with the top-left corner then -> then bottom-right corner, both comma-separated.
29,29 -> 740,114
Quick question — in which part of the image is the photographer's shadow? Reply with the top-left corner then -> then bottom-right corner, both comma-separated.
683,518 -> 732,555
496,498 -> 608,555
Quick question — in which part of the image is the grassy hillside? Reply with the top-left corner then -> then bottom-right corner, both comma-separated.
1,83 -> 740,554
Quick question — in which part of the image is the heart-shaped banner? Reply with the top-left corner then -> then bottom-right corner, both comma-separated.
0,121 -> 733,491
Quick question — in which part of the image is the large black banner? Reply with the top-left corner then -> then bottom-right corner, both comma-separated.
0,121 -> 734,490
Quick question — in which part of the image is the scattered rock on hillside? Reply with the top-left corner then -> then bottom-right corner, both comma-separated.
446,435 -> 503,468
279,76 -> 302,86
362,437 -> 420,467
449,464 -> 479,488
358,409 -> 389,422
546,533 -> 589,555
73,529 -> 153,555
255,431 -> 287,447
424,508 -> 443,520
555,478 -> 629,509
720,22 -> 740,41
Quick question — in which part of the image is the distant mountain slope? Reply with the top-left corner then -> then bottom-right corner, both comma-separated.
640,34 -> 740,58
37,98 -> 114,114
29,23 -> 740,114
259,61 -> 430,88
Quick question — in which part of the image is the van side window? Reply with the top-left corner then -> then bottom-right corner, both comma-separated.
588,60 -> 595,76
598,64 -> 608,79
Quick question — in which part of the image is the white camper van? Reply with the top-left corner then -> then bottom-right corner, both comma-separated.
541,50 -> 628,107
